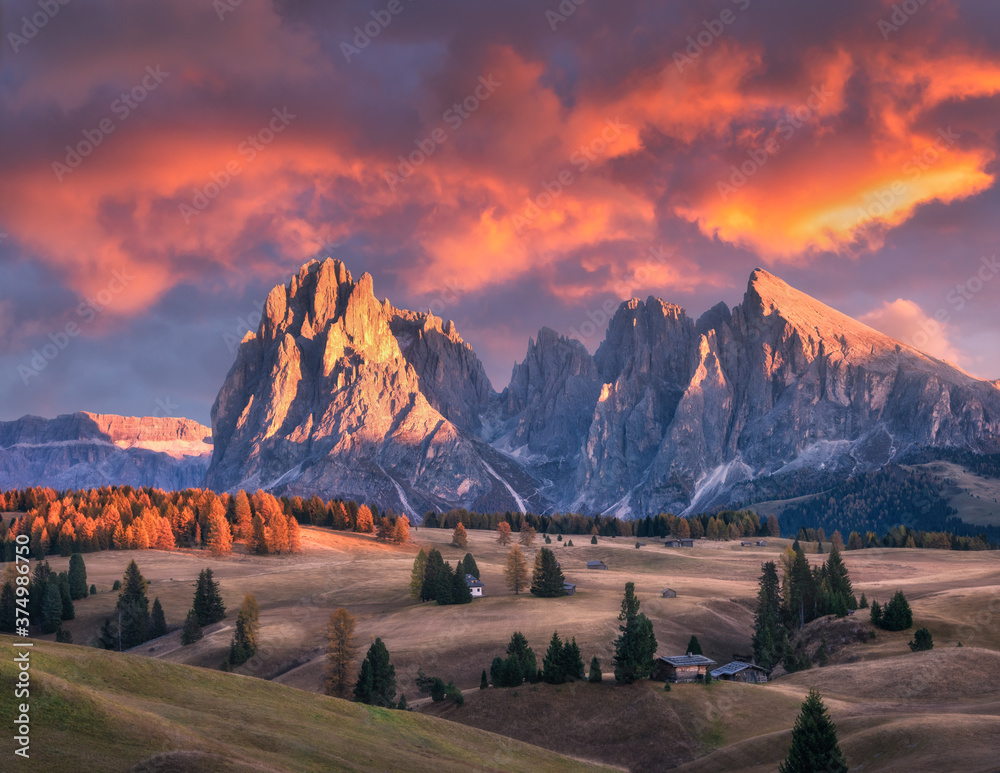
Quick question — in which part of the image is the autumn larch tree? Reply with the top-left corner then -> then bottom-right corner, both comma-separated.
392,516 -> 410,544
207,508 -> 233,557
287,515 -> 302,552
452,523 -> 468,548
353,637 -> 396,708
324,607 -> 358,698
409,549 -> 427,600
504,545 -> 530,595
229,592 -> 260,666
779,690 -> 847,773
518,526 -> 536,547
355,505 -> 375,534
233,490 -> 253,540
496,521 -> 512,546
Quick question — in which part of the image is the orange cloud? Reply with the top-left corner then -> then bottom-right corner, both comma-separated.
860,298 -> 963,365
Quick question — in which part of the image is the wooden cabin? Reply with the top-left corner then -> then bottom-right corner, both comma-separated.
562,582 -> 577,595
680,539 -> 695,548
587,560 -> 608,570
710,662 -> 769,683
664,539 -> 682,548
655,654 -> 717,683
662,588 -> 677,598
756,540 -> 768,547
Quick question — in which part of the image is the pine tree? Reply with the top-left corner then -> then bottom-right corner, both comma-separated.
117,560 -> 149,648
434,562 -> 455,605
542,631 -> 565,684
397,694 -> 408,710
462,553 -> 480,580
822,546 -> 854,616
409,549 -> 427,600
420,549 -> 444,602
41,583 -> 63,634
57,573 -> 74,620
870,600 -> 882,627
353,638 -> 396,707
324,608 -> 358,699
504,545 -> 530,594
752,561 -> 784,670
89,584 -> 96,596
0,583 -> 15,634
181,608 -> 203,645
452,523 -> 468,548
530,547 -> 565,597
788,544 -> 816,628
859,592 -> 868,609
451,566 -> 473,604
98,615 -> 120,650
563,638 -> 585,681
588,655 -> 602,683
192,568 -> 226,626
613,582 -> 658,683
909,627 -> 933,652
480,669 -> 489,689
229,593 -> 260,666
880,590 -> 913,631
149,597 -> 167,638
68,553 -> 88,600
778,690 -> 848,773
505,631 -> 538,683
686,635 -> 702,655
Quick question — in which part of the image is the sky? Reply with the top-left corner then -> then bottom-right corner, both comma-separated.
1,0 -> 1000,428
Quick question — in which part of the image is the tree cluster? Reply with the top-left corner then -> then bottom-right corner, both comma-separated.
412,548 -> 473,605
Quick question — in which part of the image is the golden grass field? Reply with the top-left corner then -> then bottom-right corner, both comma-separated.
16,523 -> 1000,771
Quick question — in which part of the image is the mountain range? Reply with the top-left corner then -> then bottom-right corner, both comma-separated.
4,259 -> 999,519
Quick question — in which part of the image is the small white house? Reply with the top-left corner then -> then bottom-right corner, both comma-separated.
465,574 -> 484,598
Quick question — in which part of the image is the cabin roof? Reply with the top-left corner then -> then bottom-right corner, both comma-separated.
658,654 -> 716,667
710,661 -> 769,676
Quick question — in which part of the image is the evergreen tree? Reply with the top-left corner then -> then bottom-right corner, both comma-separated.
181,608 -> 202,645
588,655 -> 602,683
591,535 -> 598,545
462,553 -> 480,580
451,566 -> 473,604
409,549 -> 427,600
530,547 -> 566,597
57,573 -> 74,620
55,627 -> 72,644
504,545 -> 530,594
686,635 -> 702,655
229,593 -> 260,666
752,561 -> 784,670
505,631 -> 538,683
149,597 -> 167,639
324,608 -> 358,699
822,546 -> 854,616
420,549 -> 444,602
880,590 -> 913,631
89,584 -> 96,596
859,592 -> 868,609
192,568 -> 226,626
353,638 -> 396,707
542,631 -> 565,683
98,615 -> 120,650
68,553 -> 88,600
563,638 -> 585,681
788,544 -> 816,628
0,583 -> 16,634
480,669 -> 489,689
870,600 -> 882,627
397,694 -> 408,710
778,690 -> 848,773
117,560 -> 149,648
41,582 -> 63,634
909,627 -> 933,652
613,582 -> 658,683
434,562 -> 455,605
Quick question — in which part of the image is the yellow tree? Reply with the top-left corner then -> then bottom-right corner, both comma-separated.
504,545 -> 529,595
324,607 -> 358,698
393,516 -> 410,544
518,526 -> 536,547
452,522 -> 468,548
207,509 -> 233,557
355,505 -> 375,534
496,521 -> 512,546
287,515 -> 302,553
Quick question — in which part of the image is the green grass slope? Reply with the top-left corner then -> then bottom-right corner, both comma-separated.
0,636 -> 612,773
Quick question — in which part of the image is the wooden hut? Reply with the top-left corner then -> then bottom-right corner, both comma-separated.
586,560 -> 608,570
661,588 -> 677,598
655,654 -> 717,683
710,662 -> 769,683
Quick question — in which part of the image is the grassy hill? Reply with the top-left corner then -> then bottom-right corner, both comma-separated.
0,635 -> 612,772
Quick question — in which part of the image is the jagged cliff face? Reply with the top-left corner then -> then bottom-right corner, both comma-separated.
204,260 -> 1000,518
206,259 -> 524,516
0,412 -> 211,491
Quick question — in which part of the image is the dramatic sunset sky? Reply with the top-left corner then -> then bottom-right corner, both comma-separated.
2,0 -> 999,426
